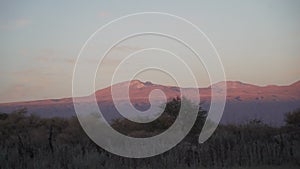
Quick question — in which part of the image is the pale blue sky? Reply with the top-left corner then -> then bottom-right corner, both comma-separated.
0,0 -> 300,102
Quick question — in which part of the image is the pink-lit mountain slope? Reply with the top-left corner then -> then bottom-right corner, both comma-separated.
0,80 -> 299,125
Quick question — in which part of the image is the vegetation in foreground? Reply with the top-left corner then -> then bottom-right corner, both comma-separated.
0,99 -> 299,169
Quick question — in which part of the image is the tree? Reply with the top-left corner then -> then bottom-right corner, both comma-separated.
111,97 -> 207,140
285,109 -> 300,127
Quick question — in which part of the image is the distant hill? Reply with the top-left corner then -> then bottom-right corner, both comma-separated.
0,80 -> 299,125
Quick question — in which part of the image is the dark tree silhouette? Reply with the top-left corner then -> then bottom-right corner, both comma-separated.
285,109 -> 300,127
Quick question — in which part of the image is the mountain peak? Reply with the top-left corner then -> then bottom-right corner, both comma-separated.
291,80 -> 300,87
211,81 -> 255,88
129,79 -> 143,84
122,80 -> 154,89
130,80 -> 145,88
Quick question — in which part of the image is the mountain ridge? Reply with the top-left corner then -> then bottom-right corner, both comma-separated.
0,80 -> 299,125
0,80 -> 299,105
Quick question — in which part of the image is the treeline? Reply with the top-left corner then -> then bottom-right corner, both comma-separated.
0,99 -> 299,169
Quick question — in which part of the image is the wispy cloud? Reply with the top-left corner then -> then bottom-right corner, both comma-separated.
35,55 -> 75,64
1,65 -> 73,103
33,48 -> 76,64
32,45 -> 142,65
0,18 -> 31,30
98,11 -> 109,18
111,45 -> 144,52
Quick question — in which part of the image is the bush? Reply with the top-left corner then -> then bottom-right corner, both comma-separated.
285,109 -> 300,127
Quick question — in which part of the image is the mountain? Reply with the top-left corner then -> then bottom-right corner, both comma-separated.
0,80 -> 299,125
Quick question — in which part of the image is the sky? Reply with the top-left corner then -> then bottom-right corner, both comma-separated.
0,0 -> 300,103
